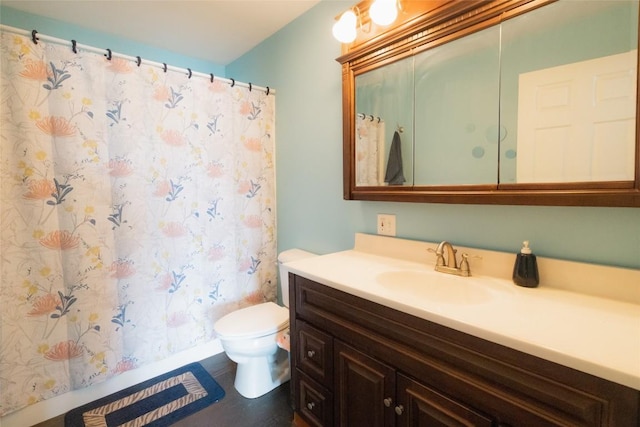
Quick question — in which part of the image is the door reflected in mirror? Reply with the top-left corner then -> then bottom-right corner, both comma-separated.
500,0 -> 638,184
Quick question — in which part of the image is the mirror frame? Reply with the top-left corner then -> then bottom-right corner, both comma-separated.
337,0 -> 640,206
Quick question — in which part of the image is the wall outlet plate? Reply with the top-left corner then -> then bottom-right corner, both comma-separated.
377,214 -> 396,236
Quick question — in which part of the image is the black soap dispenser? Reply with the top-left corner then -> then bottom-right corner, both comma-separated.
512,241 -> 539,288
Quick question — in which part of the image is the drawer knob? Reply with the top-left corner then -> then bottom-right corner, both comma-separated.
395,405 -> 404,415
307,402 -> 316,410
307,350 -> 316,358
383,397 -> 393,407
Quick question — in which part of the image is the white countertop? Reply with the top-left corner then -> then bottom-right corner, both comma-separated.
285,243 -> 640,390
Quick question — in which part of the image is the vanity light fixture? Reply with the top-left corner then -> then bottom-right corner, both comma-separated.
332,1 -> 402,43
332,9 -> 358,43
369,0 -> 398,26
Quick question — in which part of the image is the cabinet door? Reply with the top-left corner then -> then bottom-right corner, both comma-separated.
334,341 -> 395,427
396,373 -> 493,427
297,321 -> 334,389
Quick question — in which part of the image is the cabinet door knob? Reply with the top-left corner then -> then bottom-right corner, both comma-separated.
307,350 -> 315,358
307,401 -> 316,410
394,405 -> 404,415
383,397 -> 393,407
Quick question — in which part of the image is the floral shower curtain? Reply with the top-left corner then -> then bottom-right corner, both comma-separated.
355,114 -> 385,186
0,30 -> 276,416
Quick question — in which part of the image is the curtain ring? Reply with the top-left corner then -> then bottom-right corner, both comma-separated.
266,87 -> 270,96
163,63 -> 167,73
230,78 -> 235,87
136,56 -> 142,67
71,40 -> 77,54
105,48 -> 112,60
210,73 -> 214,83
249,82 -> 252,92
31,30 -> 38,44
187,68 -> 192,79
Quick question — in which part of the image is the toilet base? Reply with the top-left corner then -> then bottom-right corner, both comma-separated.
234,347 -> 290,399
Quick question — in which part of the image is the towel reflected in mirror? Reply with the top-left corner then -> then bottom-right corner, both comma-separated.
384,130 -> 406,185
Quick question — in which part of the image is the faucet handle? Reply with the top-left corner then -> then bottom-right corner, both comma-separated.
459,253 -> 471,274
459,253 -> 482,276
427,247 -> 445,266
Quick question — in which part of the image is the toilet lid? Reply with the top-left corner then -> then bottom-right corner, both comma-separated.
214,302 -> 289,339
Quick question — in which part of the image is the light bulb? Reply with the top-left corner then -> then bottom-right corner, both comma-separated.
332,10 -> 357,43
369,0 -> 398,26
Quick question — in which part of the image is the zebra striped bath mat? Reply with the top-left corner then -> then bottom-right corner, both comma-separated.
65,362 -> 225,427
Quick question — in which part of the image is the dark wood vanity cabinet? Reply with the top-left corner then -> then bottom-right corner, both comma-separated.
289,274 -> 640,426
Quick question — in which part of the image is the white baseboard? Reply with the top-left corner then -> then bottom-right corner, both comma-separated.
0,340 -> 224,427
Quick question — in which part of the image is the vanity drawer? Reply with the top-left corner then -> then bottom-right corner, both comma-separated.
296,321 -> 334,389
296,369 -> 334,427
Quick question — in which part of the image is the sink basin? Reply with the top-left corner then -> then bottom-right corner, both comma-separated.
376,270 -> 494,305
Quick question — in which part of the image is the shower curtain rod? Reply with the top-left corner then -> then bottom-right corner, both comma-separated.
1,24 -> 274,95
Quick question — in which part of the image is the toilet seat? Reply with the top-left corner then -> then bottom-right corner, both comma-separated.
214,302 -> 288,340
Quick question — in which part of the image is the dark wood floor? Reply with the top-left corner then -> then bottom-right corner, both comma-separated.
34,352 -> 294,427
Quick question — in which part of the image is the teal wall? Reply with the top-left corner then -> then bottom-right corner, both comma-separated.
228,1 -> 640,270
0,6 -> 225,76
2,3 -> 639,269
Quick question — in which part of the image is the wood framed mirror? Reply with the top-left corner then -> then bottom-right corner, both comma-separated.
337,0 -> 640,206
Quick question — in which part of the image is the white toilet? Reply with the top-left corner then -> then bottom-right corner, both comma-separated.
213,249 -> 316,398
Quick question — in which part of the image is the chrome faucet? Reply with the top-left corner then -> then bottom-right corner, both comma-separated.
429,241 -> 472,277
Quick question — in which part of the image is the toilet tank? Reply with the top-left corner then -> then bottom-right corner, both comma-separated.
278,249 -> 316,307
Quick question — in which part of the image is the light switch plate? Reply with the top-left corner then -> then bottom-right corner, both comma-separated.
377,214 -> 396,236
